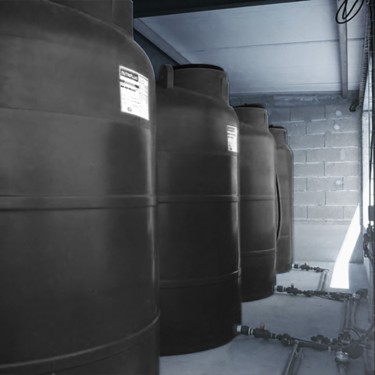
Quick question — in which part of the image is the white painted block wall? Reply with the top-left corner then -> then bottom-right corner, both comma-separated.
231,93 -> 362,263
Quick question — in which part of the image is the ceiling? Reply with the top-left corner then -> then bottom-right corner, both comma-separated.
134,0 -> 367,96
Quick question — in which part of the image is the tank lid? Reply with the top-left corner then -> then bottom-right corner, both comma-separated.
174,64 -> 224,72
234,105 -> 268,130
164,63 -> 229,102
269,125 -> 288,145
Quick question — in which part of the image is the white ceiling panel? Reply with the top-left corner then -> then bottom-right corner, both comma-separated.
138,0 -> 366,95
142,1 -> 338,50
186,42 -> 342,93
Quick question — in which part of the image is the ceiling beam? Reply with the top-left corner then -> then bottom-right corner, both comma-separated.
133,0 -> 310,18
336,0 -> 348,98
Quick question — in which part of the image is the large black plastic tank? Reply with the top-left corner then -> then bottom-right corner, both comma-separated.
0,1 -> 159,374
269,126 -> 294,273
156,64 -> 241,355
235,106 -> 277,301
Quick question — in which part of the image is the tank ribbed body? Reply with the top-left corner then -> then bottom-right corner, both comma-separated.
156,64 -> 241,355
235,106 -> 277,301
269,126 -> 294,274
0,1 -> 158,374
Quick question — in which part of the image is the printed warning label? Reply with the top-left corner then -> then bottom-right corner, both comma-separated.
227,125 -> 238,152
119,66 -> 149,120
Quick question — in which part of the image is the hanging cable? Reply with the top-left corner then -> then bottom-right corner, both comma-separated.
336,0 -> 365,24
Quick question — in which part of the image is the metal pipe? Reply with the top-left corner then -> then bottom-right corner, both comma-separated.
341,296 -> 356,337
335,350 -> 350,375
283,342 -> 302,375
316,269 -> 329,292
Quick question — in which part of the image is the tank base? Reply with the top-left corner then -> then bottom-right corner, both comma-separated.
160,276 -> 241,356
0,317 -> 160,375
241,249 -> 276,302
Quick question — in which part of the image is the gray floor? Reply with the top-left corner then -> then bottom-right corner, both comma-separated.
160,261 -> 373,375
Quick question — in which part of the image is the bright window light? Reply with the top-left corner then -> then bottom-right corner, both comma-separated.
330,205 -> 361,289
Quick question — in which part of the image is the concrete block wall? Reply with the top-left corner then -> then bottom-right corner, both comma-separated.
286,114 -> 360,224
231,93 -> 362,262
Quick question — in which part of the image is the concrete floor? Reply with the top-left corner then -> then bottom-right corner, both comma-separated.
160,261 -> 373,375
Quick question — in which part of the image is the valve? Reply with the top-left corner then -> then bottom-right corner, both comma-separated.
311,334 -> 331,345
233,324 -> 277,340
335,350 -> 350,367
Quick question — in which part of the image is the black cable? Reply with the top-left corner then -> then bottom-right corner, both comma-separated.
234,323 -> 374,359
363,232 -> 375,265
336,0 -> 365,24
275,285 -> 369,303
292,262 -> 328,272
275,284 -> 362,301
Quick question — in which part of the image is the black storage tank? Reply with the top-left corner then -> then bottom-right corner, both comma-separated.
235,106 -> 277,301
156,64 -> 241,355
0,1 -> 158,374
269,126 -> 294,273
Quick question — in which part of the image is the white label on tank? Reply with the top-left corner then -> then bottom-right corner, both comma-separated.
119,66 -> 149,120
227,125 -> 238,152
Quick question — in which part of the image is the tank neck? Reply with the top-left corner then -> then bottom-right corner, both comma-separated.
234,106 -> 268,130
158,64 -> 229,102
50,0 -> 134,37
269,126 -> 287,145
